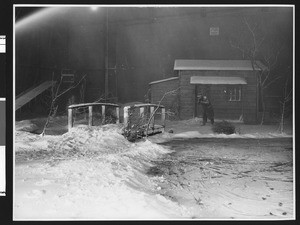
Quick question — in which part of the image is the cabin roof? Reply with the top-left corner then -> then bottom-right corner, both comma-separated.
149,77 -> 179,85
174,59 -> 267,71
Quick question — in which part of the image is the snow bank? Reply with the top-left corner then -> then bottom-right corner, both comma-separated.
15,124 -> 191,219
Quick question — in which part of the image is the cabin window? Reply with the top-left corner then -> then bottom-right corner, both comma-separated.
226,85 -> 242,101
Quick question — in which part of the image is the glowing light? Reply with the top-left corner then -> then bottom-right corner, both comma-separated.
15,7 -> 64,32
91,6 -> 98,11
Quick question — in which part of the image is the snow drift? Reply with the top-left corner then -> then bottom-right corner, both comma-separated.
14,124 -> 191,220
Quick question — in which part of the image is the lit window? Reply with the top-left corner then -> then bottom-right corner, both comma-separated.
227,86 -> 242,101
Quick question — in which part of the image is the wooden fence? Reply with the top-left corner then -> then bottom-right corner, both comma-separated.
67,102 -> 120,131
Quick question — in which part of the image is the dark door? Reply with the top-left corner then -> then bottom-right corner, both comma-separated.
195,84 -> 211,118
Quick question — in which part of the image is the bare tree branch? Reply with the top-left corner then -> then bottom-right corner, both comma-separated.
55,74 -> 87,100
263,76 -> 281,89
145,87 -> 180,137
243,17 -> 257,56
40,74 -> 87,136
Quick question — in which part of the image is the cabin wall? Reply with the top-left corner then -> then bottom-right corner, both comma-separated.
178,70 -> 258,123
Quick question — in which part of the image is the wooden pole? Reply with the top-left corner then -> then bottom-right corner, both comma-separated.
68,108 -> 73,131
140,107 -> 145,117
102,105 -> 106,124
161,107 -> 165,132
124,106 -> 129,127
150,106 -> 155,129
104,8 -> 109,100
88,106 -> 93,127
116,107 -> 120,124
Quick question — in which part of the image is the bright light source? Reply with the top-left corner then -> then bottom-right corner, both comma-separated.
91,6 -> 98,11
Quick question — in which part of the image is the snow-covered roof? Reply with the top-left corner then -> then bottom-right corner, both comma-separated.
174,60 -> 267,71
190,76 -> 247,85
149,77 -> 179,85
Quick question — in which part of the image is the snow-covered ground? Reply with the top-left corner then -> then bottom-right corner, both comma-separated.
149,118 -> 292,143
14,123 -> 192,219
14,117 -> 294,220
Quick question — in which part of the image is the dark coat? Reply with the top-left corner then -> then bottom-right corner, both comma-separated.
198,96 -> 214,119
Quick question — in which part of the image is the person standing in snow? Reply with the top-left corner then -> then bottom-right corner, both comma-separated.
198,94 -> 214,126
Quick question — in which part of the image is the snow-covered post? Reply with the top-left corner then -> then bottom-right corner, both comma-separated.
68,108 -> 73,131
88,106 -> 93,127
123,106 -> 129,127
116,107 -> 120,124
102,105 -> 106,124
140,107 -> 145,118
150,106 -> 155,129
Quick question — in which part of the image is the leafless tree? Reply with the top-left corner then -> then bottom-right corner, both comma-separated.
123,87 -> 179,141
278,76 -> 292,133
40,73 -> 87,136
229,16 -> 284,124
145,87 -> 180,138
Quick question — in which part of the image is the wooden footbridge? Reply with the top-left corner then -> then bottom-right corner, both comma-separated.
67,102 -> 166,136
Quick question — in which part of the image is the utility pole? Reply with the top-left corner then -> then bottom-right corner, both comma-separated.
104,7 -> 109,101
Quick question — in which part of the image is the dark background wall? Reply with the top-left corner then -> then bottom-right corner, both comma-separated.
15,7 -> 293,108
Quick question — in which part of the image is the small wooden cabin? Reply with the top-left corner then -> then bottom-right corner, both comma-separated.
149,59 -> 267,124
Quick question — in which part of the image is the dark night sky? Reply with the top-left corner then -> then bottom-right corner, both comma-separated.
15,6 -> 293,103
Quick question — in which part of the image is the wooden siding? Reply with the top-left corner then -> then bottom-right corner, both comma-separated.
150,78 -> 179,115
178,72 -> 195,119
179,70 -> 258,123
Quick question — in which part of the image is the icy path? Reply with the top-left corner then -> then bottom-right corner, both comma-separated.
152,138 -> 294,219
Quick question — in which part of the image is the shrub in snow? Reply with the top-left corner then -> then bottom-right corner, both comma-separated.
104,108 -> 118,124
92,108 -> 118,126
123,106 -> 148,142
212,120 -> 236,135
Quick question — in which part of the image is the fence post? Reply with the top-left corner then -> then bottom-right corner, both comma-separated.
161,107 -> 165,132
102,105 -> 106,124
150,106 -> 155,129
124,106 -> 129,127
116,107 -> 120,124
88,106 -> 93,127
140,107 -> 145,117
68,108 -> 73,131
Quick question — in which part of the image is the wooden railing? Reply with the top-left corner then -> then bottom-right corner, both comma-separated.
123,103 -> 166,134
68,103 -> 120,131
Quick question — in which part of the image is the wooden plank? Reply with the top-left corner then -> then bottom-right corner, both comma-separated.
15,80 -> 56,110
68,102 -> 119,109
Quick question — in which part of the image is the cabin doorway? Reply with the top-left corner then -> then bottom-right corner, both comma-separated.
195,84 -> 211,118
